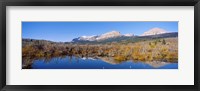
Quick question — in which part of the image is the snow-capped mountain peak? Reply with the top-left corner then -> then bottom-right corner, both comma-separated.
141,27 -> 168,36
101,31 -> 120,36
124,33 -> 134,37
96,31 -> 121,40
72,31 -> 122,42
78,35 -> 98,41
80,35 -> 96,39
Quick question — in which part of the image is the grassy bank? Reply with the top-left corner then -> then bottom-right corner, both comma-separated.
22,38 -> 178,62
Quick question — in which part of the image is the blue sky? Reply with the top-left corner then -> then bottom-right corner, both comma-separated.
22,22 -> 178,42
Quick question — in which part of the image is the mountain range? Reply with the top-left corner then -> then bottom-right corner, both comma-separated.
72,31 -> 134,42
72,27 -> 176,42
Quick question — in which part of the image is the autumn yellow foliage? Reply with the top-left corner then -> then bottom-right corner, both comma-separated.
22,38 -> 178,62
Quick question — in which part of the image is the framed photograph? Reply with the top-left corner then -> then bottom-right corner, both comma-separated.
0,0 -> 199,91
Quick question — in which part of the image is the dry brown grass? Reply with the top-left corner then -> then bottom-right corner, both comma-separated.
22,38 -> 178,62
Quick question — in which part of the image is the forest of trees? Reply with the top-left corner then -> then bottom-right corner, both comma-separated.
22,37 -> 178,63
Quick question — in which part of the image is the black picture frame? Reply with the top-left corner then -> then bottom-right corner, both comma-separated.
0,0 -> 199,91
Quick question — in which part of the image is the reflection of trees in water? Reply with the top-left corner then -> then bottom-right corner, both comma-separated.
22,55 -> 177,69
22,58 -> 34,69
75,57 -> 80,63
22,55 -> 68,69
23,55 -> 84,69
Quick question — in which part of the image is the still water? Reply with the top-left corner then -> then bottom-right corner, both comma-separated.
23,56 -> 178,69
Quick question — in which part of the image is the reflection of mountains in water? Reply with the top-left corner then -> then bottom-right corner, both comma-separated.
23,56 -> 177,69
83,57 -> 177,68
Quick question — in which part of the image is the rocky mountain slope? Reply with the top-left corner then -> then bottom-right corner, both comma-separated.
72,31 -> 134,42
72,27 -> 171,42
96,31 -> 121,40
